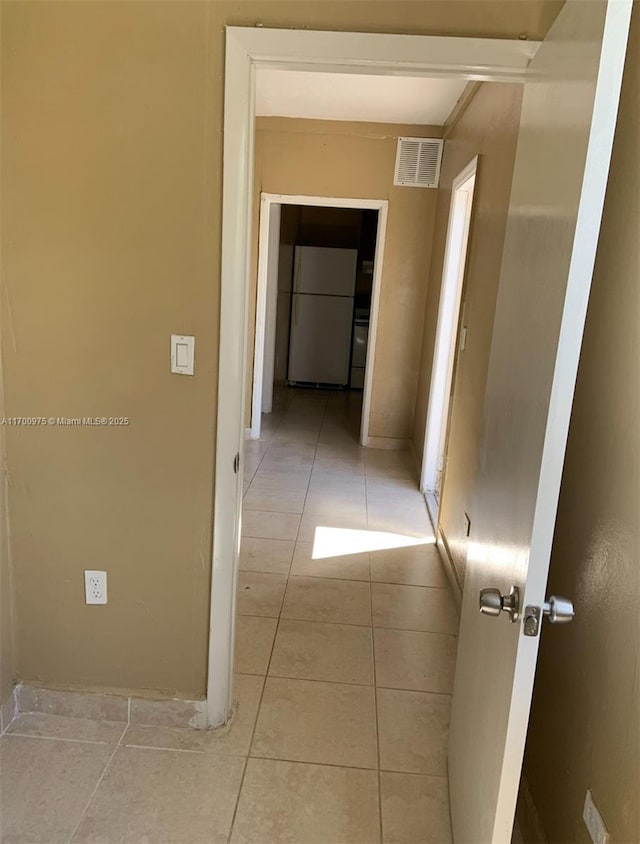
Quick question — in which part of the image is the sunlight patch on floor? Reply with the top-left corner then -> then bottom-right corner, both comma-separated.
312,526 -> 435,559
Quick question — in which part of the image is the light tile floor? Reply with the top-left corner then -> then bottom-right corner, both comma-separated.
0,388 -> 458,843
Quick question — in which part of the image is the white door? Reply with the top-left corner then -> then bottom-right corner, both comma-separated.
448,1 -> 632,841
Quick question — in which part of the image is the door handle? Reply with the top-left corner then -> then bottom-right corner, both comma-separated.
479,586 -> 575,634
479,586 -> 520,622
523,596 -> 575,636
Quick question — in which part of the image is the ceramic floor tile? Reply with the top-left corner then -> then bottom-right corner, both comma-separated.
243,487 -> 307,514
71,746 -> 245,843
365,452 -> 417,478
239,537 -> 295,575
307,476 -> 367,495
230,758 -> 380,844
235,615 -> 278,674
367,511 -> 433,539
0,735 -> 112,843
377,688 -> 451,775
124,674 -> 264,757
6,712 -> 125,744
282,576 -> 371,626
269,619 -> 373,685
381,772 -> 452,844
374,628 -> 457,694
372,583 -> 459,634
237,571 -> 288,617
302,494 -> 367,521
250,469 -> 310,493
369,544 -> 449,588
241,509 -> 301,541
297,511 -> 368,543
290,540 -> 370,581
252,677 -> 377,769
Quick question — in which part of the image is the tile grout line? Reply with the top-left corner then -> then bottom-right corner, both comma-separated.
234,669 -> 454,697
65,721 -> 130,844
365,445 -> 385,844
238,611 -> 458,637
229,423 -> 297,844
232,392 -> 349,840
2,732 -> 122,746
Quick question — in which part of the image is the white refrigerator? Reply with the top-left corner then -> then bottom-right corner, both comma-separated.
288,246 -> 358,386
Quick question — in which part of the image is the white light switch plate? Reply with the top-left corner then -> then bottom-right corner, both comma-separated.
171,334 -> 195,375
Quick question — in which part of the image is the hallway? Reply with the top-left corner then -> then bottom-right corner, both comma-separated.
0,388 -> 459,843
236,387 -> 458,842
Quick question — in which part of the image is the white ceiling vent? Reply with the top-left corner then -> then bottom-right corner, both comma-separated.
394,137 -> 444,188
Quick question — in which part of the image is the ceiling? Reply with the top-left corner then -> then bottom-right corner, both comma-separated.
255,69 -> 468,126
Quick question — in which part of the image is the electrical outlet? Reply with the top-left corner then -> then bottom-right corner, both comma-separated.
583,790 -> 609,844
84,570 -> 107,605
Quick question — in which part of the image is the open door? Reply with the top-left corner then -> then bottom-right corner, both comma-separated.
448,0 -> 632,841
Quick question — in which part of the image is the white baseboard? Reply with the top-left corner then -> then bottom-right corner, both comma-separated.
435,528 -> 463,610
13,683 -> 209,730
365,436 -> 411,451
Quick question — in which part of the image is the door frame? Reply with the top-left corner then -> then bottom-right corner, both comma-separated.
208,25 -> 540,729
421,157 -> 478,524
250,192 -> 389,444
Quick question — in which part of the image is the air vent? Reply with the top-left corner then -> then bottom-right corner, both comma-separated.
394,137 -> 444,188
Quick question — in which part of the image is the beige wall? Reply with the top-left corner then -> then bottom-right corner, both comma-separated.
523,9 -> 639,842
0,353 -> 14,704
250,117 -> 442,440
412,82 -> 524,585
0,0 -> 563,699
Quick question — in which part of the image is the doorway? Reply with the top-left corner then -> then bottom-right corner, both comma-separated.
211,11 -> 629,841
250,195 -> 387,447
211,21 -> 537,734
420,157 -> 477,525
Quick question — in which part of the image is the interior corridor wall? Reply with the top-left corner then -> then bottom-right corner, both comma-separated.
248,117 -> 441,443
0,351 -> 14,706
412,82 -> 524,586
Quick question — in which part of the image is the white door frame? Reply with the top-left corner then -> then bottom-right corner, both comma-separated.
208,25 -> 539,729
250,192 -> 389,445
421,157 -> 478,523
249,199 -> 280,438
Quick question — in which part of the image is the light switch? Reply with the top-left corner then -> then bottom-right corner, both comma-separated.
171,334 -> 195,375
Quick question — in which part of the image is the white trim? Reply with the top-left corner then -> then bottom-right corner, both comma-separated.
249,197 -> 273,439
365,436 -> 410,451
435,528 -> 463,608
261,203 -> 281,416
210,26 -> 540,729
360,205 -> 388,448
206,30 -> 255,729
250,193 -> 388,448
420,157 -> 478,514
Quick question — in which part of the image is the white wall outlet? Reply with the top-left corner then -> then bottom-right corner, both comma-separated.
583,790 -> 609,844
84,570 -> 107,605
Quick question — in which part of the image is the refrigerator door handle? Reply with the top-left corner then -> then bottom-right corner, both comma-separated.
293,293 -> 299,326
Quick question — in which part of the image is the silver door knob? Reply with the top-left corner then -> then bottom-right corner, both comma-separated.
543,595 -> 574,623
479,586 -> 520,622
